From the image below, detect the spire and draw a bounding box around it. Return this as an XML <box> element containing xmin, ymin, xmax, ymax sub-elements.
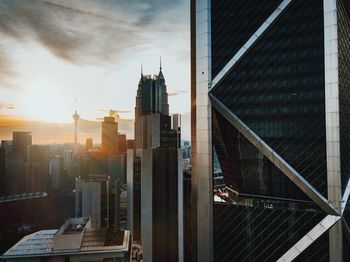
<box><xmin>141</xmin><ymin>63</ymin><xmax>143</xmax><ymax>76</ymax></box>
<box><xmin>158</xmin><ymin>56</ymin><xmax>164</xmax><ymax>78</ymax></box>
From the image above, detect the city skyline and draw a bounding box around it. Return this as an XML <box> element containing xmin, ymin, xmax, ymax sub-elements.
<box><xmin>0</xmin><ymin>1</ymin><xmax>190</xmax><ymax>125</ymax></box>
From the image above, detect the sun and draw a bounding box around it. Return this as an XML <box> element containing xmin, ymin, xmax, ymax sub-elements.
<box><xmin>24</xmin><ymin>86</ymin><xmax>72</xmax><ymax>123</ymax></box>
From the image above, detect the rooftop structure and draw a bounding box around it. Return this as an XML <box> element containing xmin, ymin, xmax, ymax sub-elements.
<box><xmin>1</xmin><ymin>217</ymin><xmax>130</xmax><ymax>261</ymax></box>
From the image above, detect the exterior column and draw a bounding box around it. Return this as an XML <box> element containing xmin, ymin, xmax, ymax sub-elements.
<box><xmin>194</xmin><ymin>0</ymin><xmax>213</xmax><ymax>261</ymax></box>
<box><xmin>324</xmin><ymin>0</ymin><xmax>342</xmax><ymax>261</ymax></box>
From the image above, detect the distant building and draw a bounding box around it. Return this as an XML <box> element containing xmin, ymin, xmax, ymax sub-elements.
<box><xmin>0</xmin><ymin>148</ymin><xmax>6</xmax><ymax>196</ymax></box>
<box><xmin>0</xmin><ymin>140</ymin><xmax>12</xmax><ymax>154</ymax></box>
<box><xmin>85</xmin><ymin>138</ymin><xmax>93</xmax><ymax>151</ymax></box>
<box><xmin>117</xmin><ymin>134</ymin><xmax>127</xmax><ymax>154</ymax></box>
<box><xmin>25</xmin><ymin>145</ymin><xmax>50</xmax><ymax>193</ymax></box>
<box><xmin>108</xmin><ymin>154</ymin><xmax>125</xmax><ymax>183</ymax></box>
<box><xmin>75</xmin><ymin>175</ymin><xmax>120</xmax><ymax>229</ymax></box>
<box><xmin>63</xmin><ymin>149</ymin><xmax>73</xmax><ymax>170</ymax></box>
<box><xmin>50</xmin><ymin>155</ymin><xmax>63</xmax><ymax>191</ymax></box>
<box><xmin>1</xmin><ymin>217</ymin><xmax>130</xmax><ymax>262</ymax></box>
<box><xmin>101</xmin><ymin>117</ymin><xmax>118</xmax><ymax>156</ymax></box>
<box><xmin>127</xmin><ymin>139</ymin><xmax>135</xmax><ymax>150</ymax></box>
<box><xmin>5</xmin><ymin>153</ymin><xmax>25</xmax><ymax>194</ymax></box>
<box><xmin>12</xmin><ymin>132</ymin><xmax>32</xmax><ymax>162</ymax></box>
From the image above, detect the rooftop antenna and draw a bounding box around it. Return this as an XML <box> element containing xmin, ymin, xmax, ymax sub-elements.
<box><xmin>160</xmin><ymin>56</ymin><xmax>162</xmax><ymax>71</ymax></box>
<box><xmin>141</xmin><ymin>63</ymin><xmax>143</xmax><ymax>76</ymax></box>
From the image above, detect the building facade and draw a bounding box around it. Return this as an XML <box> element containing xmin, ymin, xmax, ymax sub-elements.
<box><xmin>128</xmin><ymin>66</ymin><xmax>184</xmax><ymax>261</ymax></box>
<box><xmin>191</xmin><ymin>0</ymin><xmax>350</xmax><ymax>261</ymax></box>
<box><xmin>101</xmin><ymin>116</ymin><xmax>118</xmax><ymax>156</ymax></box>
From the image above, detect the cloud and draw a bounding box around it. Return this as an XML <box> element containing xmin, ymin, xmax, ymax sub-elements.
<box><xmin>0</xmin><ymin>103</ymin><xmax>15</xmax><ymax>110</ymax></box>
<box><xmin>168</xmin><ymin>90</ymin><xmax>188</xmax><ymax>97</ymax></box>
<box><xmin>0</xmin><ymin>0</ymin><xmax>188</xmax><ymax>66</ymax></box>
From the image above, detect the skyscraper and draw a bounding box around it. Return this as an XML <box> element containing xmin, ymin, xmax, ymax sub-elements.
<box><xmin>101</xmin><ymin>116</ymin><xmax>118</xmax><ymax>156</ymax></box>
<box><xmin>0</xmin><ymin>147</ymin><xmax>6</xmax><ymax>196</ymax></box>
<box><xmin>128</xmin><ymin>64</ymin><xmax>183</xmax><ymax>261</ymax></box>
<box><xmin>191</xmin><ymin>0</ymin><xmax>350</xmax><ymax>261</ymax></box>
<box><xmin>135</xmin><ymin>62</ymin><xmax>169</xmax><ymax>149</ymax></box>
<box><xmin>25</xmin><ymin>145</ymin><xmax>50</xmax><ymax>193</ymax></box>
<box><xmin>12</xmin><ymin>131</ymin><xmax>32</xmax><ymax>162</ymax></box>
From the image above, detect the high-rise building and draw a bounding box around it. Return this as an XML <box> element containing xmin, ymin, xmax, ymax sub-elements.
<box><xmin>75</xmin><ymin>174</ymin><xmax>120</xmax><ymax>229</ymax></box>
<box><xmin>72</xmin><ymin>110</ymin><xmax>80</xmax><ymax>155</ymax></box>
<box><xmin>1</xmin><ymin>140</ymin><xmax>12</xmax><ymax>154</ymax></box>
<box><xmin>135</xmin><ymin>63</ymin><xmax>169</xmax><ymax>149</ymax></box>
<box><xmin>117</xmin><ymin>133</ymin><xmax>127</xmax><ymax>154</ymax></box>
<box><xmin>191</xmin><ymin>0</ymin><xmax>350</xmax><ymax>261</ymax></box>
<box><xmin>50</xmin><ymin>155</ymin><xmax>63</xmax><ymax>191</ymax></box>
<box><xmin>0</xmin><ymin>147</ymin><xmax>6</xmax><ymax>196</ymax></box>
<box><xmin>85</xmin><ymin>138</ymin><xmax>93</xmax><ymax>151</ymax></box>
<box><xmin>128</xmin><ymin>65</ymin><xmax>183</xmax><ymax>262</ymax></box>
<box><xmin>12</xmin><ymin>132</ymin><xmax>32</xmax><ymax>162</ymax></box>
<box><xmin>5</xmin><ymin>153</ymin><xmax>25</xmax><ymax>194</ymax></box>
<box><xmin>101</xmin><ymin>116</ymin><xmax>118</xmax><ymax>156</ymax></box>
<box><xmin>25</xmin><ymin>145</ymin><xmax>50</xmax><ymax>193</ymax></box>
<box><xmin>63</xmin><ymin>149</ymin><xmax>73</xmax><ymax>170</ymax></box>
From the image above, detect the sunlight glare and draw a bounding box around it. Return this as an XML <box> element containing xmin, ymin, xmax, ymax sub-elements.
<box><xmin>24</xmin><ymin>86</ymin><xmax>71</xmax><ymax>123</ymax></box>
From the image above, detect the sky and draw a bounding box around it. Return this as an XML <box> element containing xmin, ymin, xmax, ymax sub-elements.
<box><xmin>0</xmin><ymin>0</ymin><xmax>190</xmax><ymax>143</ymax></box>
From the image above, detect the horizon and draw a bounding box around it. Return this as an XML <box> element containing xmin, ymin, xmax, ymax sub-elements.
<box><xmin>0</xmin><ymin>0</ymin><xmax>190</xmax><ymax>141</ymax></box>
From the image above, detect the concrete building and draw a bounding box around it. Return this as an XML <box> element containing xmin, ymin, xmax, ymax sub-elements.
<box><xmin>12</xmin><ymin>132</ymin><xmax>32</xmax><ymax>162</ymax></box>
<box><xmin>101</xmin><ymin>117</ymin><xmax>118</xmax><ymax>156</ymax></box>
<box><xmin>1</xmin><ymin>140</ymin><xmax>12</xmax><ymax>154</ymax></box>
<box><xmin>63</xmin><ymin>149</ymin><xmax>73</xmax><ymax>170</ymax></box>
<box><xmin>25</xmin><ymin>145</ymin><xmax>50</xmax><ymax>193</ymax></box>
<box><xmin>117</xmin><ymin>134</ymin><xmax>127</xmax><ymax>154</ymax></box>
<box><xmin>0</xmin><ymin>147</ymin><xmax>6</xmax><ymax>196</ymax></box>
<box><xmin>5</xmin><ymin>153</ymin><xmax>25</xmax><ymax>194</ymax></box>
<box><xmin>129</xmin><ymin>65</ymin><xmax>184</xmax><ymax>261</ymax></box>
<box><xmin>191</xmin><ymin>0</ymin><xmax>350</xmax><ymax>261</ymax></box>
<box><xmin>50</xmin><ymin>156</ymin><xmax>63</xmax><ymax>191</ymax></box>
<box><xmin>1</xmin><ymin>217</ymin><xmax>130</xmax><ymax>262</ymax></box>
<box><xmin>75</xmin><ymin>175</ymin><xmax>121</xmax><ymax>230</ymax></box>
<box><xmin>85</xmin><ymin>138</ymin><xmax>93</xmax><ymax>151</ymax></box>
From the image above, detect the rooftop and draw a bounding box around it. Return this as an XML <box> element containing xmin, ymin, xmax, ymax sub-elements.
<box><xmin>1</xmin><ymin>218</ymin><xmax>129</xmax><ymax>259</ymax></box>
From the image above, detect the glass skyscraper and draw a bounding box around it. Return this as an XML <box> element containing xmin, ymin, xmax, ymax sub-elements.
<box><xmin>191</xmin><ymin>0</ymin><xmax>350</xmax><ymax>261</ymax></box>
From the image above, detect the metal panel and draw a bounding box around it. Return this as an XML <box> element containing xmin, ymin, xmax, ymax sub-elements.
<box><xmin>341</xmin><ymin>178</ymin><xmax>350</xmax><ymax>214</ymax></box>
<box><xmin>324</xmin><ymin>1</ymin><xmax>343</xmax><ymax>260</ymax></box>
<box><xmin>210</xmin><ymin>93</ymin><xmax>338</xmax><ymax>216</ymax></box>
<box><xmin>194</xmin><ymin>0</ymin><xmax>213</xmax><ymax>261</ymax></box>
<box><xmin>209</xmin><ymin>0</ymin><xmax>293</xmax><ymax>93</ymax></box>
<box><xmin>141</xmin><ymin>149</ymin><xmax>153</xmax><ymax>262</ymax></box>
<box><xmin>277</xmin><ymin>215</ymin><xmax>341</xmax><ymax>262</ymax></box>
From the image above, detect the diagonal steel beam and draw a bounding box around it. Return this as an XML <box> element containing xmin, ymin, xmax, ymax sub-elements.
<box><xmin>209</xmin><ymin>0</ymin><xmax>293</xmax><ymax>93</ymax></box>
<box><xmin>341</xmin><ymin>177</ymin><xmax>350</xmax><ymax>215</ymax></box>
<box><xmin>277</xmin><ymin>215</ymin><xmax>341</xmax><ymax>262</ymax></box>
<box><xmin>342</xmin><ymin>218</ymin><xmax>350</xmax><ymax>244</ymax></box>
<box><xmin>210</xmin><ymin>93</ymin><xmax>338</xmax><ymax>215</ymax></box>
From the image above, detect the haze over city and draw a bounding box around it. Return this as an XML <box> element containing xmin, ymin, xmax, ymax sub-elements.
<box><xmin>0</xmin><ymin>0</ymin><xmax>190</xmax><ymax>143</ymax></box>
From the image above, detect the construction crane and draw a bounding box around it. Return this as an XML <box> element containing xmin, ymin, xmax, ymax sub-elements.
<box><xmin>96</xmin><ymin>109</ymin><xmax>130</xmax><ymax>121</ymax></box>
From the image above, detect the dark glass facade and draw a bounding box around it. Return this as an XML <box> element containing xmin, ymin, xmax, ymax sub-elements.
<box><xmin>211</xmin><ymin>0</ymin><xmax>282</xmax><ymax>78</ymax></box>
<box><xmin>202</xmin><ymin>0</ymin><xmax>348</xmax><ymax>261</ymax></box>
<box><xmin>191</xmin><ymin>0</ymin><xmax>350</xmax><ymax>260</ymax></box>
<box><xmin>338</xmin><ymin>0</ymin><xmax>350</xmax><ymax>194</ymax></box>
<box><xmin>152</xmin><ymin>148</ymin><xmax>179</xmax><ymax>262</ymax></box>
<box><xmin>212</xmin><ymin>0</ymin><xmax>328</xmax><ymax>198</ymax></box>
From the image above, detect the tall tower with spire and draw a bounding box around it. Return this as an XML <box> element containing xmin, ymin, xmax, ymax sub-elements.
<box><xmin>72</xmin><ymin>107</ymin><xmax>80</xmax><ymax>155</ymax></box>
<box><xmin>134</xmin><ymin>60</ymin><xmax>170</xmax><ymax>149</ymax></box>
